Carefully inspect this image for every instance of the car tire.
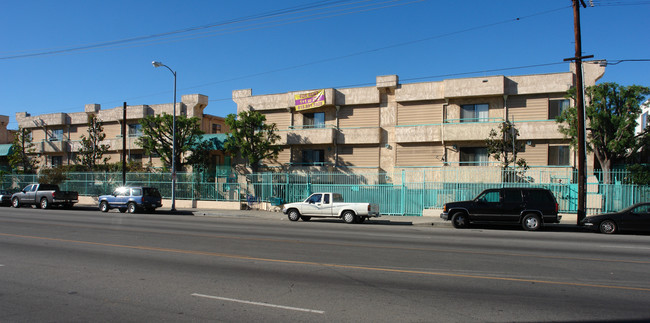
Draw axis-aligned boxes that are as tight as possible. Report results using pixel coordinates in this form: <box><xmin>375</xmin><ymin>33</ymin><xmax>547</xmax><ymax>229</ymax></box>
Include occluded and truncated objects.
<box><xmin>599</xmin><ymin>220</ymin><xmax>617</xmax><ymax>234</ymax></box>
<box><xmin>301</xmin><ymin>216</ymin><xmax>311</xmax><ymax>221</ymax></box>
<box><xmin>40</xmin><ymin>198</ymin><xmax>49</xmax><ymax>209</ymax></box>
<box><xmin>342</xmin><ymin>211</ymin><xmax>357</xmax><ymax>224</ymax></box>
<box><xmin>451</xmin><ymin>212</ymin><xmax>469</xmax><ymax>229</ymax></box>
<box><xmin>99</xmin><ymin>201</ymin><xmax>109</xmax><ymax>212</ymax></box>
<box><xmin>127</xmin><ymin>202</ymin><xmax>137</xmax><ymax>214</ymax></box>
<box><xmin>287</xmin><ymin>209</ymin><xmax>300</xmax><ymax>221</ymax></box>
<box><xmin>521</xmin><ymin>213</ymin><xmax>542</xmax><ymax>231</ymax></box>
<box><xmin>12</xmin><ymin>197</ymin><xmax>20</xmax><ymax>208</ymax></box>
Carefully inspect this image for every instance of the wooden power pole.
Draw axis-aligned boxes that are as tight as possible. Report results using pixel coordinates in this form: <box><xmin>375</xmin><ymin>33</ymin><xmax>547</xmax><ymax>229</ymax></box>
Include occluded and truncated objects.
<box><xmin>565</xmin><ymin>0</ymin><xmax>592</xmax><ymax>224</ymax></box>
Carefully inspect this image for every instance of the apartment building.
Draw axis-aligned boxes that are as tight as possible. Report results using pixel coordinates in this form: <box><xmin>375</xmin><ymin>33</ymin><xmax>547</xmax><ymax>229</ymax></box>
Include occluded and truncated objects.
<box><xmin>232</xmin><ymin>62</ymin><xmax>605</xmax><ymax>175</ymax></box>
<box><xmin>0</xmin><ymin>115</ymin><xmax>16</xmax><ymax>171</ymax></box>
<box><xmin>14</xmin><ymin>94</ymin><xmax>229</xmax><ymax>170</ymax></box>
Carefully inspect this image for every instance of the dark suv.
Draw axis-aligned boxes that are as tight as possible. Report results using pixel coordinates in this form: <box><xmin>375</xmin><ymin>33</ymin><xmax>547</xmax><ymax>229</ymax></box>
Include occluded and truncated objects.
<box><xmin>440</xmin><ymin>188</ymin><xmax>560</xmax><ymax>231</ymax></box>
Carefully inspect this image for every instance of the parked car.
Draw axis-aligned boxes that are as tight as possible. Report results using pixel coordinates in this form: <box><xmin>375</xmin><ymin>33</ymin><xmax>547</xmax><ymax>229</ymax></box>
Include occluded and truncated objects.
<box><xmin>0</xmin><ymin>189</ymin><xmax>13</xmax><ymax>206</ymax></box>
<box><xmin>282</xmin><ymin>192</ymin><xmax>380</xmax><ymax>224</ymax></box>
<box><xmin>440</xmin><ymin>187</ymin><xmax>560</xmax><ymax>231</ymax></box>
<box><xmin>581</xmin><ymin>202</ymin><xmax>650</xmax><ymax>234</ymax></box>
<box><xmin>11</xmin><ymin>184</ymin><xmax>79</xmax><ymax>209</ymax></box>
<box><xmin>98</xmin><ymin>186</ymin><xmax>162</xmax><ymax>214</ymax></box>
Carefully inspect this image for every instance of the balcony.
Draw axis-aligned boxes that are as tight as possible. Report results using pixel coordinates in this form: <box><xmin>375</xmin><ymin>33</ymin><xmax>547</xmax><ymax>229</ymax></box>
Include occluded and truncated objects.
<box><xmin>39</xmin><ymin>140</ymin><xmax>69</xmax><ymax>153</ymax></box>
<box><xmin>279</xmin><ymin>125</ymin><xmax>336</xmax><ymax>145</ymax></box>
<box><xmin>336</xmin><ymin>127</ymin><xmax>380</xmax><ymax>144</ymax></box>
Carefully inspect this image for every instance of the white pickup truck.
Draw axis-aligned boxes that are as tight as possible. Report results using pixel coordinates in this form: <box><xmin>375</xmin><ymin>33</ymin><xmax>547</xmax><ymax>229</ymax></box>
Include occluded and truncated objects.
<box><xmin>282</xmin><ymin>192</ymin><xmax>380</xmax><ymax>224</ymax></box>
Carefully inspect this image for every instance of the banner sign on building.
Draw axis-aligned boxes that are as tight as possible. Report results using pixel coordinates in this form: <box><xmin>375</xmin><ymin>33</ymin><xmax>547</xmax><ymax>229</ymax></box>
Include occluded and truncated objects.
<box><xmin>294</xmin><ymin>90</ymin><xmax>325</xmax><ymax>111</ymax></box>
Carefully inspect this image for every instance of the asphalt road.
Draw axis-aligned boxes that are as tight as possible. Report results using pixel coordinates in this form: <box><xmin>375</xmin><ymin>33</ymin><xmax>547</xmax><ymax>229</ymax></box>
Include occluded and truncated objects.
<box><xmin>1</xmin><ymin>206</ymin><xmax>650</xmax><ymax>322</ymax></box>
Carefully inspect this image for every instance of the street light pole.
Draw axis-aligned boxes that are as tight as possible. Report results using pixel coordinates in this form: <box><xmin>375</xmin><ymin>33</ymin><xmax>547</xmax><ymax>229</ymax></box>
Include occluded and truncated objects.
<box><xmin>152</xmin><ymin>61</ymin><xmax>177</xmax><ymax>212</ymax></box>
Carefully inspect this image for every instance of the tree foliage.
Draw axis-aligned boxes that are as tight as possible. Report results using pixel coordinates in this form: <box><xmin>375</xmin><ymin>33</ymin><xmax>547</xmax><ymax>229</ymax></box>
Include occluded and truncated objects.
<box><xmin>486</xmin><ymin>120</ymin><xmax>528</xmax><ymax>182</ymax></box>
<box><xmin>136</xmin><ymin>113</ymin><xmax>208</xmax><ymax>172</ymax></box>
<box><xmin>224</xmin><ymin>110</ymin><xmax>282</xmax><ymax>173</ymax></box>
<box><xmin>76</xmin><ymin>114</ymin><xmax>110</xmax><ymax>170</ymax></box>
<box><xmin>9</xmin><ymin>128</ymin><xmax>39</xmax><ymax>174</ymax></box>
<box><xmin>557</xmin><ymin>83</ymin><xmax>650</xmax><ymax>183</ymax></box>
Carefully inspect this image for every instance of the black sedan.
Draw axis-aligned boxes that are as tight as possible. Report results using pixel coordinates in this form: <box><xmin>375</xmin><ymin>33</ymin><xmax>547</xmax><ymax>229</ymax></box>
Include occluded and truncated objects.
<box><xmin>581</xmin><ymin>202</ymin><xmax>650</xmax><ymax>234</ymax></box>
<box><xmin>0</xmin><ymin>189</ymin><xmax>12</xmax><ymax>206</ymax></box>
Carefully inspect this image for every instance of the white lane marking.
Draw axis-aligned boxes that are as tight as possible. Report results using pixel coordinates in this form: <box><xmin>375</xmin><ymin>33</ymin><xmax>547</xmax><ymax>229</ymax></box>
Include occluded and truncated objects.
<box><xmin>597</xmin><ymin>245</ymin><xmax>650</xmax><ymax>250</ymax></box>
<box><xmin>191</xmin><ymin>293</ymin><xmax>324</xmax><ymax>314</ymax></box>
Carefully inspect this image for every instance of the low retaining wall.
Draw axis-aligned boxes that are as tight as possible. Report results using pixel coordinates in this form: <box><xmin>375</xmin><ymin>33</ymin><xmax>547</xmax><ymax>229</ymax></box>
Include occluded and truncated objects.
<box><xmin>78</xmin><ymin>196</ymin><xmax>241</xmax><ymax>210</ymax></box>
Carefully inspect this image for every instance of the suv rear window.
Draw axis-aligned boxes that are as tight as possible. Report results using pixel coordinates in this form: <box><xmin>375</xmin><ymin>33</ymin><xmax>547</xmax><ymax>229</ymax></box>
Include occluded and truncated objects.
<box><xmin>143</xmin><ymin>188</ymin><xmax>161</xmax><ymax>198</ymax></box>
<box><xmin>524</xmin><ymin>190</ymin><xmax>555</xmax><ymax>203</ymax></box>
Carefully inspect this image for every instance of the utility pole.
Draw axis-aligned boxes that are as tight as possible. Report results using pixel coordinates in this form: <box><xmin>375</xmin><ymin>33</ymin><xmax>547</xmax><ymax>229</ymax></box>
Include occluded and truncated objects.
<box><xmin>564</xmin><ymin>0</ymin><xmax>592</xmax><ymax>224</ymax></box>
<box><xmin>122</xmin><ymin>102</ymin><xmax>127</xmax><ymax>186</ymax></box>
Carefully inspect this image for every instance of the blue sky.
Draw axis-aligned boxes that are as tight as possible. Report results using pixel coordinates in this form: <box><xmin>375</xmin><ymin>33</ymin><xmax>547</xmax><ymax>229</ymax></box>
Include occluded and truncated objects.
<box><xmin>1</xmin><ymin>0</ymin><xmax>648</xmax><ymax>130</ymax></box>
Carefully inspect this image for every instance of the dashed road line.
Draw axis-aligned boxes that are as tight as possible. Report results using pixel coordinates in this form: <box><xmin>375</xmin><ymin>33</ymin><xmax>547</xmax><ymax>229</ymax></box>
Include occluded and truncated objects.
<box><xmin>191</xmin><ymin>293</ymin><xmax>325</xmax><ymax>314</ymax></box>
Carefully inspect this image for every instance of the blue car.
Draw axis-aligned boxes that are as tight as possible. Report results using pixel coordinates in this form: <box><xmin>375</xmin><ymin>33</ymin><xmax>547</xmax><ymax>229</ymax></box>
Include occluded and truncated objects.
<box><xmin>98</xmin><ymin>186</ymin><xmax>162</xmax><ymax>214</ymax></box>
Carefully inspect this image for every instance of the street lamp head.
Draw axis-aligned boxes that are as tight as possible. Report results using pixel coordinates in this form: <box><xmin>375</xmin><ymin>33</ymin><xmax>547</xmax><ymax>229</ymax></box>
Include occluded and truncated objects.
<box><xmin>152</xmin><ymin>61</ymin><xmax>164</xmax><ymax>68</ymax></box>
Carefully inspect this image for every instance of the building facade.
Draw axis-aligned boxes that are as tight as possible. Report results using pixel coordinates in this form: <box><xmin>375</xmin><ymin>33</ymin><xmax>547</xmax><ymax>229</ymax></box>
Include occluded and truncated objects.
<box><xmin>14</xmin><ymin>94</ymin><xmax>229</xmax><ymax>171</ymax></box>
<box><xmin>233</xmin><ymin>63</ymin><xmax>606</xmax><ymax>176</ymax></box>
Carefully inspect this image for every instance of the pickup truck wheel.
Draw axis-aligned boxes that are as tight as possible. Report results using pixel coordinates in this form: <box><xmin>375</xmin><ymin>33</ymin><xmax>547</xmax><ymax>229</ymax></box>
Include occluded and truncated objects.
<box><xmin>301</xmin><ymin>216</ymin><xmax>311</xmax><ymax>221</ymax></box>
<box><xmin>287</xmin><ymin>209</ymin><xmax>300</xmax><ymax>221</ymax></box>
<box><xmin>342</xmin><ymin>211</ymin><xmax>358</xmax><ymax>224</ymax></box>
<box><xmin>127</xmin><ymin>202</ymin><xmax>137</xmax><ymax>214</ymax></box>
<box><xmin>451</xmin><ymin>212</ymin><xmax>469</xmax><ymax>228</ymax></box>
<box><xmin>522</xmin><ymin>213</ymin><xmax>542</xmax><ymax>231</ymax></box>
<box><xmin>99</xmin><ymin>201</ymin><xmax>109</xmax><ymax>212</ymax></box>
<box><xmin>40</xmin><ymin>198</ymin><xmax>50</xmax><ymax>209</ymax></box>
<box><xmin>12</xmin><ymin>197</ymin><xmax>20</xmax><ymax>208</ymax></box>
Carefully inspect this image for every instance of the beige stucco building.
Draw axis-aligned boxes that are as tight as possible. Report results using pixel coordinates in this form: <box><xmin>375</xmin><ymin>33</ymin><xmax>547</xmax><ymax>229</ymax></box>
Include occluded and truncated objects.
<box><xmin>233</xmin><ymin>62</ymin><xmax>605</xmax><ymax>176</ymax></box>
<box><xmin>14</xmin><ymin>94</ymin><xmax>229</xmax><ymax>170</ymax></box>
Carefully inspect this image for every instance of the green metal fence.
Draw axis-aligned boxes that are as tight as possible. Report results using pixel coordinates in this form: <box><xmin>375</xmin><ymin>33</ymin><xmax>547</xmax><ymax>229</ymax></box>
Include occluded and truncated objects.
<box><xmin>1</xmin><ymin>168</ymin><xmax>648</xmax><ymax>216</ymax></box>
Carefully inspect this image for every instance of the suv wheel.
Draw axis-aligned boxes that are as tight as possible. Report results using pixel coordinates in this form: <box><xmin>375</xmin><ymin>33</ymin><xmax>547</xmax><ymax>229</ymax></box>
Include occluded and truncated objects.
<box><xmin>127</xmin><ymin>202</ymin><xmax>137</xmax><ymax>214</ymax></box>
<box><xmin>521</xmin><ymin>213</ymin><xmax>542</xmax><ymax>231</ymax></box>
<box><xmin>99</xmin><ymin>201</ymin><xmax>109</xmax><ymax>212</ymax></box>
<box><xmin>451</xmin><ymin>212</ymin><xmax>469</xmax><ymax>229</ymax></box>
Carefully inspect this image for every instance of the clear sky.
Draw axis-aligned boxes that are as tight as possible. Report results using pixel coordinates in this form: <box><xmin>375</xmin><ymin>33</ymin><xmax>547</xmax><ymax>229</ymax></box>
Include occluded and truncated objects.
<box><xmin>1</xmin><ymin>0</ymin><xmax>648</xmax><ymax>130</ymax></box>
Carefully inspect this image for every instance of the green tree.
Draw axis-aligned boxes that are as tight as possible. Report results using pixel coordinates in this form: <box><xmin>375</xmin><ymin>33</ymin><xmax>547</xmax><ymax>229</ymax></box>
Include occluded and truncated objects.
<box><xmin>76</xmin><ymin>114</ymin><xmax>110</xmax><ymax>170</ymax></box>
<box><xmin>224</xmin><ymin>110</ymin><xmax>282</xmax><ymax>173</ymax></box>
<box><xmin>9</xmin><ymin>128</ymin><xmax>39</xmax><ymax>174</ymax></box>
<box><xmin>137</xmin><ymin>113</ymin><xmax>207</xmax><ymax>172</ymax></box>
<box><xmin>558</xmin><ymin>83</ymin><xmax>650</xmax><ymax>183</ymax></box>
<box><xmin>485</xmin><ymin>120</ymin><xmax>528</xmax><ymax>181</ymax></box>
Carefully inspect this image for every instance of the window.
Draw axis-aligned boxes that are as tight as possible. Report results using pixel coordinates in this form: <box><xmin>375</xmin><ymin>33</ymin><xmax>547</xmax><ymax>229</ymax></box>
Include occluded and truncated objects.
<box><xmin>303</xmin><ymin>112</ymin><xmax>325</xmax><ymax>128</ymax></box>
<box><xmin>460</xmin><ymin>104</ymin><xmax>489</xmax><ymax>123</ymax></box>
<box><xmin>128</xmin><ymin>124</ymin><xmax>142</xmax><ymax>137</ymax></box>
<box><xmin>339</xmin><ymin>146</ymin><xmax>353</xmax><ymax>155</ymax></box>
<box><xmin>50</xmin><ymin>129</ymin><xmax>63</xmax><ymax>141</ymax></box>
<box><xmin>459</xmin><ymin>147</ymin><xmax>488</xmax><ymax>166</ymax></box>
<box><xmin>129</xmin><ymin>154</ymin><xmax>143</xmax><ymax>165</ymax></box>
<box><xmin>548</xmin><ymin>146</ymin><xmax>570</xmax><ymax>165</ymax></box>
<box><xmin>549</xmin><ymin>99</ymin><xmax>570</xmax><ymax>119</ymax></box>
<box><xmin>477</xmin><ymin>190</ymin><xmax>500</xmax><ymax>203</ymax></box>
<box><xmin>131</xmin><ymin>188</ymin><xmax>142</xmax><ymax>196</ymax></box>
<box><xmin>306</xmin><ymin>194</ymin><xmax>322</xmax><ymax>204</ymax></box>
<box><xmin>51</xmin><ymin>156</ymin><xmax>62</xmax><ymax>167</ymax></box>
<box><xmin>302</xmin><ymin>149</ymin><xmax>324</xmax><ymax>165</ymax></box>
<box><xmin>503</xmin><ymin>190</ymin><xmax>522</xmax><ymax>203</ymax></box>
<box><xmin>212</xmin><ymin>123</ymin><xmax>222</xmax><ymax>134</ymax></box>
<box><xmin>642</xmin><ymin>112</ymin><xmax>648</xmax><ymax>130</ymax></box>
